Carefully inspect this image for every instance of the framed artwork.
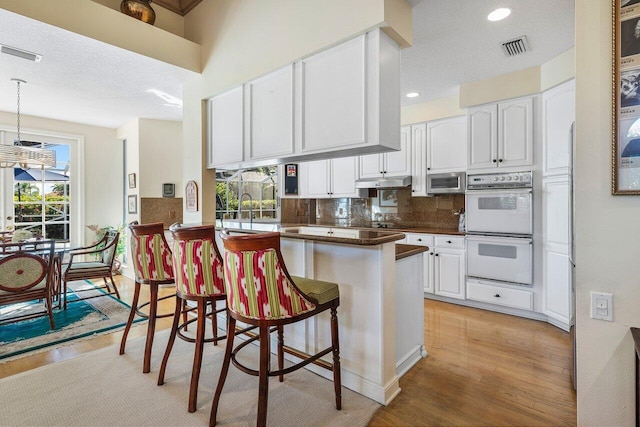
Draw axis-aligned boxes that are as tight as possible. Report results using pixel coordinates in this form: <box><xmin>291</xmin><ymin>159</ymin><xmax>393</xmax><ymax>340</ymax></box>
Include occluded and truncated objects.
<box><xmin>186</xmin><ymin>180</ymin><xmax>198</xmax><ymax>212</ymax></box>
<box><xmin>128</xmin><ymin>173</ymin><xmax>136</xmax><ymax>189</ymax></box>
<box><xmin>127</xmin><ymin>195</ymin><xmax>137</xmax><ymax>214</ymax></box>
<box><xmin>379</xmin><ymin>189</ymin><xmax>398</xmax><ymax>207</ymax></box>
<box><xmin>614</xmin><ymin>0</ymin><xmax>640</xmax><ymax>193</ymax></box>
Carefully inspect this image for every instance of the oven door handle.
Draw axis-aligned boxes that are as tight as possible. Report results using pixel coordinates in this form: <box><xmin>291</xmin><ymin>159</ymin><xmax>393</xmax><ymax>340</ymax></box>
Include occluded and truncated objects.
<box><xmin>466</xmin><ymin>235</ymin><xmax>533</xmax><ymax>245</ymax></box>
<box><xmin>465</xmin><ymin>189</ymin><xmax>532</xmax><ymax>195</ymax></box>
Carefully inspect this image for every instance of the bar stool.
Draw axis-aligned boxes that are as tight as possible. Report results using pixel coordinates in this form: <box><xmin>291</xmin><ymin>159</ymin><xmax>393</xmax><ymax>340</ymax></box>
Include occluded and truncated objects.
<box><xmin>210</xmin><ymin>231</ymin><xmax>342</xmax><ymax>427</ymax></box>
<box><xmin>157</xmin><ymin>224</ymin><xmax>227</xmax><ymax>413</ymax></box>
<box><xmin>119</xmin><ymin>221</ymin><xmax>175</xmax><ymax>373</ymax></box>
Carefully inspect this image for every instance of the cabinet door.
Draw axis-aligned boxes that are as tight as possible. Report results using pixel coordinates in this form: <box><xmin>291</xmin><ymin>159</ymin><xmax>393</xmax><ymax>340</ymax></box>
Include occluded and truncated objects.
<box><xmin>248</xmin><ymin>65</ymin><xmax>294</xmax><ymax>160</ymax></box>
<box><xmin>208</xmin><ymin>86</ymin><xmax>244</xmax><ymax>168</ymax></box>
<box><xmin>427</xmin><ymin>116</ymin><xmax>467</xmax><ymax>173</ymax></box>
<box><xmin>434</xmin><ymin>249</ymin><xmax>465</xmax><ymax>299</ymax></box>
<box><xmin>543</xmin><ymin>80</ymin><xmax>575</xmax><ymax>176</ymax></box>
<box><xmin>302</xmin><ymin>35</ymin><xmax>366</xmax><ymax>153</ymax></box>
<box><xmin>498</xmin><ymin>97</ymin><xmax>533</xmax><ymax>167</ymax></box>
<box><xmin>331</xmin><ymin>157</ymin><xmax>361</xmax><ymax>198</ymax></box>
<box><xmin>359</xmin><ymin>154</ymin><xmax>383</xmax><ymax>178</ymax></box>
<box><xmin>467</xmin><ymin>104</ymin><xmax>498</xmax><ymax>170</ymax></box>
<box><xmin>303</xmin><ymin>160</ymin><xmax>331</xmax><ymax>198</ymax></box>
<box><xmin>383</xmin><ymin>129</ymin><xmax>411</xmax><ymax>177</ymax></box>
<box><xmin>424</xmin><ymin>250</ymin><xmax>435</xmax><ymax>293</ymax></box>
<box><xmin>410</xmin><ymin>123</ymin><xmax>427</xmax><ymax>196</ymax></box>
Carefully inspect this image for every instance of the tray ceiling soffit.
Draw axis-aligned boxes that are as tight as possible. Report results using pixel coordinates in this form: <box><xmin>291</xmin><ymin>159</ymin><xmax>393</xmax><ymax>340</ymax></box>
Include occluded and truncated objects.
<box><xmin>153</xmin><ymin>0</ymin><xmax>203</xmax><ymax>16</ymax></box>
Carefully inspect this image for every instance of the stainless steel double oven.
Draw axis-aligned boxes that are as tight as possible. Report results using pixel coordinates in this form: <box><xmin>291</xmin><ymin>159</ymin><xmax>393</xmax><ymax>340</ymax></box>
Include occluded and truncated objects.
<box><xmin>465</xmin><ymin>171</ymin><xmax>533</xmax><ymax>286</ymax></box>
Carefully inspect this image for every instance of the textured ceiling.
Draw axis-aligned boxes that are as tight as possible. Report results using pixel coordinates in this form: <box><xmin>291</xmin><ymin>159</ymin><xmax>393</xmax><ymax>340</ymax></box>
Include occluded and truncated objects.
<box><xmin>0</xmin><ymin>1</ymin><xmax>575</xmax><ymax>130</ymax></box>
<box><xmin>401</xmin><ymin>0</ymin><xmax>575</xmax><ymax>105</ymax></box>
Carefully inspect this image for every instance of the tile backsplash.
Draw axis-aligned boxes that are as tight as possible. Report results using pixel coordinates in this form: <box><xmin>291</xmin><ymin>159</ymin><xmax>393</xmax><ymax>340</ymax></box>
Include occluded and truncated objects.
<box><xmin>281</xmin><ymin>188</ymin><xmax>464</xmax><ymax>229</ymax></box>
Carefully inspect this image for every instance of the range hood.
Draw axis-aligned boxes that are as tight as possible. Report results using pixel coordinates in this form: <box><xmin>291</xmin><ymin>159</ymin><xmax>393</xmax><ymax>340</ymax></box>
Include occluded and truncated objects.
<box><xmin>355</xmin><ymin>176</ymin><xmax>412</xmax><ymax>189</ymax></box>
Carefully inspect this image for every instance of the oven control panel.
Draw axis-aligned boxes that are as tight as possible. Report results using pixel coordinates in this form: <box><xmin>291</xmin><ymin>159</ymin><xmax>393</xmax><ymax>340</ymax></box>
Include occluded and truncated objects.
<box><xmin>467</xmin><ymin>171</ymin><xmax>532</xmax><ymax>189</ymax></box>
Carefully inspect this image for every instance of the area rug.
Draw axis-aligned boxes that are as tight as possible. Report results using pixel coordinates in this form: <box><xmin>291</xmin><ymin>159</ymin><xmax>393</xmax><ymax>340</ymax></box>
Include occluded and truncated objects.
<box><xmin>0</xmin><ymin>329</ymin><xmax>380</xmax><ymax>426</ymax></box>
<box><xmin>0</xmin><ymin>280</ymin><xmax>140</xmax><ymax>360</ymax></box>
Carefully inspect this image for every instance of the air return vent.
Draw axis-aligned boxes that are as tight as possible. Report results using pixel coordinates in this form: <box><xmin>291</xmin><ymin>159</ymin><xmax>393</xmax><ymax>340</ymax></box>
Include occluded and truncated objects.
<box><xmin>501</xmin><ymin>36</ymin><xmax>529</xmax><ymax>57</ymax></box>
<box><xmin>0</xmin><ymin>44</ymin><xmax>42</xmax><ymax>62</ymax></box>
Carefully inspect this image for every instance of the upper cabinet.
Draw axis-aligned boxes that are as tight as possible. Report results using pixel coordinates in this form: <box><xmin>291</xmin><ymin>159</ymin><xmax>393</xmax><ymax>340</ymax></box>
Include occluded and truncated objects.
<box><xmin>542</xmin><ymin>80</ymin><xmax>575</xmax><ymax>177</ymax></box>
<box><xmin>300</xmin><ymin>157</ymin><xmax>363</xmax><ymax>199</ymax></box>
<box><xmin>207</xmin><ymin>29</ymin><xmax>401</xmax><ymax>170</ymax></box>
<box><xmin>426</xmin><ymin>116</ymin><xmax>467</xmax><ymax>173</ymax></box>
<box><xmin>359</xmin><ymin>127</ymin><xmax>411</xmax><ymax>179</ymax></box>
<box><xmin>467</xmin><ymin>96</ymin><xmax>534</xmax><ymax>170</ymax></box>
<box><xmin>246</xmin><ymin>65</ymin><xmax>295</xmax><ymax>161</ymax></box>
<box><xmin>207</xmin><ymin>86</ymin><xmax>244</xmax><ymax>169</ymax></box>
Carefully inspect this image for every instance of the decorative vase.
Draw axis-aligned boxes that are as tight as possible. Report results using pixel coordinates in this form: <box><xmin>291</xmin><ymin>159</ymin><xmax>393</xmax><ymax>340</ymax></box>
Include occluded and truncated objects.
<box><xmin>120</xmin><ymin>0</ymin><xmax>156</xmax><ymax>25</ymax></box>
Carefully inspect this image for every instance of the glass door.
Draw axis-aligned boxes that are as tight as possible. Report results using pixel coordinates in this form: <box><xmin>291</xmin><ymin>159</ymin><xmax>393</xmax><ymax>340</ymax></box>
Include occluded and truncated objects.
<box><xmin>1</xmin><ymin>131</ymin><xmax>72</xmax><ymax>243</ymax></box>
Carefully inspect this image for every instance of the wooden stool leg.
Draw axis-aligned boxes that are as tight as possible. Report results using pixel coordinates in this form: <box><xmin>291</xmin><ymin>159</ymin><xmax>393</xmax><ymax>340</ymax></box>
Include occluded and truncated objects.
<box><xmin>277</xmin><ymin>325</ymin><xmax>284</xmax><ymax>382</ymax></box>
<box><xmin>210</xmin><ymin>317</ymin><xmax>236</xmax><ymax>427</ymax></box>
<box><xmin>119</xmin><ymin>282</ymin><xmax>141</xmax><ymax>355</ymax></box>
<box><xmin>211</xmin><ymin>300</ymin><xmax>218</xmax><ymax>345</ymax></box>
<box><xmin>157</xmin><ymin>295</ymin><xmax>183</xmax><ymax>386</ymax></box>
<box><xmin>189</xmin><ymin>299</ymin><xmax>207</xmax><ymax>413</ymax></box>
<box><xmin>143</xmin><ymin>281</ymin><xmax>159</xmax><ymax>374</ymax></box>
<box><xmin>183</xmin><ymin>299</ymin><xmax>188</xmax><ymax>332</ymax></box>
<box><xmin>257</xmin><ymin>324</ymin><xmax>271</xmax><ymax>427</ymax></box>
<box><xmin>109</xmin><ymin>274</ymin><xmax>120</xmax><ymax>299</ymax></box>
<box><xmin>331</xmin><ymin>307</ymin><xmax>342</xmax><ymax>410</ymax></box>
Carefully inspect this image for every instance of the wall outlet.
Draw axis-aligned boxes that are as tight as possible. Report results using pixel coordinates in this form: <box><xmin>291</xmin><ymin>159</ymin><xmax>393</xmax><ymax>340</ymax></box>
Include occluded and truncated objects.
<box><xmin>590</xmin><ymin>291</ymin><xmax>613</xmax><ymax>321</ymax></box>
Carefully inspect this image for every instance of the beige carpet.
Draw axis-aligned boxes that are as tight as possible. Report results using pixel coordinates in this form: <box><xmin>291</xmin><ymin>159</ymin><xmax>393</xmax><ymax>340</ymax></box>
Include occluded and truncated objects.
<box><xmin>0</xmin><ymin>329</ymin><xmax>380</xmax><ymax>426</ymax></box>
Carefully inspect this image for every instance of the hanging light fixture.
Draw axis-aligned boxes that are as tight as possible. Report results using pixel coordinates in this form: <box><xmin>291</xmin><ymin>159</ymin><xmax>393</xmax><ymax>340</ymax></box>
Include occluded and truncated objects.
<box><xmin>0</xmin><ymin>79</ymin><xmax>56</xmax><ymax>169</ymax></box>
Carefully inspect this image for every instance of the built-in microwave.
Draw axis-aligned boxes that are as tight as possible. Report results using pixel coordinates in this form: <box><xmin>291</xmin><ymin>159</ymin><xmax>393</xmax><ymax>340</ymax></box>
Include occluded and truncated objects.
<box><xmin>426</xmin><ymin>172</ymin><xmax>466</xmax><ymax>194</ymax></box>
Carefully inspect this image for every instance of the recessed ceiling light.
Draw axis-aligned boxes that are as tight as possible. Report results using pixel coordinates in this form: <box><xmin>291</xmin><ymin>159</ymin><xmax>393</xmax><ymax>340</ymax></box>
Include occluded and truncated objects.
<box><xmin>488</xmin><ymin>8</ymin><xmax>511</xmax><ymax>22</ymax></box>
<box><xmin>406</xmin><ymin>92</ymin><xmax>420</xmax><ymax>98</ymax></box>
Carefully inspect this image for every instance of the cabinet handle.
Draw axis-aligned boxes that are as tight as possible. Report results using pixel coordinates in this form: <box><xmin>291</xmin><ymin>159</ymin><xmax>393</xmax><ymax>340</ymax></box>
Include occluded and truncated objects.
<box><xmin>412</xmin><ymin>189</ymin><xmax>415</xmax><ymax>192</ymax></box>
<box><xmin>492</xmin><ymin>159</ymin><xmax>497</xmax><ymax>163</ymax></box>
<box><xmin>417</xmin><ymin>238</ymin><xmax>422</xmax><ymax>241</ymax></box>
<box><xmin>494</xmin><ymin>293</ymin><xmax>501</xmax><ymax>298</ymax></box>
<box><xmin>429</xmin><ymin>252</ymin><xmax>433</xmax><ymax>255</ymax></box>
<box><xmin>498</xmin><ymin>159</ymin><xmax>503</xmax><ymax>163</ymax></box>
<box><xmin>446</xmin><ymin>240</ymin><xmax>452</xmax><ymax>244</ymax></box>
<box><xmin>435</xmin><ymin>253</ymin><xmax>439</xmax><ymax>257</ymax></box>
<box><xmin>427</xmin><ymin>167</ymin><xmax>431</xmax><ymax>171</ymax></box>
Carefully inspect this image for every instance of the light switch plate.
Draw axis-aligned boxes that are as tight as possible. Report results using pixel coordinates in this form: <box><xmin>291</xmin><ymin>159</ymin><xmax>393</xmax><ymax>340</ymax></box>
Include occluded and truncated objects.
<box><xmin>590</xmin><ymin>291</ymin><xmax>613</xmax><ymax>321</ymax></box>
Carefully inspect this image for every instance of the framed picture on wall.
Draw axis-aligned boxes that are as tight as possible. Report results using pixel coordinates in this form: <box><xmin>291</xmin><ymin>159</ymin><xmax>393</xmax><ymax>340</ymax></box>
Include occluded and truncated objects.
<box><xmin>127</xmin><ymin>195</ymin><xmax>137</xmax><ymax>214</ymax></box>
<box><xmin>614</xmin><ymin>0</ymin><xmax>640</xmax><ymax>194</ymax></box>
<box><xmin>128</xmin><ymin>173</ymin><xmax>136</xmax><ymax>189</ymax></box>
<box><xmin>379</xmin><ymin>189</ymin><xmax>398</xmax><ymax>207</ymax></box>
<box><xmin>186</xmin><ymin>180</ymin><xmax>198</xmax><ymax>212</ymax></box>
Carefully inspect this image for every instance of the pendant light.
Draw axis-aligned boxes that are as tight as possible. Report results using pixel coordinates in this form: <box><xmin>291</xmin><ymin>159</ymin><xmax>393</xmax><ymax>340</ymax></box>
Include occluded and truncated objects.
<box><xmin>0</xmin><ymin>79</ymin><xmax>56</xmax><ymax>169</ymax></box>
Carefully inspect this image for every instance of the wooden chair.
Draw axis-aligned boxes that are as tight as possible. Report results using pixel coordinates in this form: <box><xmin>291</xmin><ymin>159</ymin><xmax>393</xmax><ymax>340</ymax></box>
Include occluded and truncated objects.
<box><xmin>62</xmin><ymin>229</ymin><xmax>120</xmax><ymax>309</ymax></box>
<box><xmin>157</xmin><ymin>224</ymin><xmax>227</xmax><ymax>413</ymax></box>
<box><xmin>119</xmin><ymin>222</ymin><xmax>175</xmax><ymax>373</ymax></box>
<box><xmin>0</xmin><ymin>240</ymin><xmax>56</xmax><ymax>329</ymax></box>
<box><xmin>210</xmin><ymin>231</ymin><xmax>342</xmax><ymax>427</ymax></box>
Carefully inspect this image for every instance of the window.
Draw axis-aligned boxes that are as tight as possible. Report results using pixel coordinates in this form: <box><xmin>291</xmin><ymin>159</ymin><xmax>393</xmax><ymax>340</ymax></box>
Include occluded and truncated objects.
<box><xmin>216</xmin><ymin>166</ymin><xmax>278</xmax><ymax>221</ymax></box>
<box><xmin>13</xmin><ymin>142</ymin><xmax>70</xmax><ymax>240</ymax></box>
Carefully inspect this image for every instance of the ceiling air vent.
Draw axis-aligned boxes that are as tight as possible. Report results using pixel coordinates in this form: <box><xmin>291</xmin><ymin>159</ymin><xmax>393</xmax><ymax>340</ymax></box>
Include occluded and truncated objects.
<box><xmin>501</xmin><ymin>36</ymin><xmax>529</xmax><ymax>57</ymax></box>
<box><xmin>0</xmin><ymin>44</ymin><xmax>42</xmax><ymax>62</ymax></box>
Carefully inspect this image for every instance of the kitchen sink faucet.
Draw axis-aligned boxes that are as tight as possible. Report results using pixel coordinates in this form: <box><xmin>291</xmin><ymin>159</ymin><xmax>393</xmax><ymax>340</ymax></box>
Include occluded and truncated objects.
<box><xmin>239</xmin><ymin>193</ymin><xmax>254</xmax><ymax>226</ymax></box>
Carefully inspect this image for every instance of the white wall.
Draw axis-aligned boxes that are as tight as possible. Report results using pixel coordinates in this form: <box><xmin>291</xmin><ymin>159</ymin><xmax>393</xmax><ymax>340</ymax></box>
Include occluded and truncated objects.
<box><xmin>575</xmin><ymin>0</ymin><xmax>639</xmax><ymax>425</ymax></box>
<box><xmin>138</xmin><ymin>119</ymin><xmax>183</xmax><ymax>198</ymax></box>
<box><xmin>0</xmin><ymin>110</ymin><xmax>122</xmax><ymax>246</ymax></box>
<box><xmin>117</xmin><ymin>119</ymin><xmax>139</xmax><ymax>226</ymax></box>
<box><xmin>181</xmin><ymin>0</ymin><xmax>412</xmax><ymax>224</ymax></box>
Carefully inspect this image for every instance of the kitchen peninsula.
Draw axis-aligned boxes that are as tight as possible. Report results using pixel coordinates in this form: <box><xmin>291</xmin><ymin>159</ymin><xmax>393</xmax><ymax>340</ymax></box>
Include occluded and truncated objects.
<box><xmin>214</xmin><ymin>222</ymin><xmax>428</xmax><ymax>404</ymax></box>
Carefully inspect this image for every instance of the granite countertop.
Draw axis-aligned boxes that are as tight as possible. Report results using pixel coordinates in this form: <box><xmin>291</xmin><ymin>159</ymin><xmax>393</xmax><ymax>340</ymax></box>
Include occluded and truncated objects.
<box><xmin>217</xmin><ymin>221</ymin><xmax>405</xmax><ymax>245</ymax></box>
<box><xmin>395</xmin><ymin>244</ymin><xmax>429</xmax><ymax>260</ymax></box>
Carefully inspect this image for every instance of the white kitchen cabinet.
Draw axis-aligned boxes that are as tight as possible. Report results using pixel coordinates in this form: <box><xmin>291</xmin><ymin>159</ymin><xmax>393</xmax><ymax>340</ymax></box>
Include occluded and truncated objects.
<box><xmin>426</xmin><ymin>116</ymin><xmax>467</xmax><ymax>173</ymax></box>
<box><xmin>300</xmin><ymin>157</ymin><xmax>363</xmax><ymax>199</ymax></box>
<box><xmin>542</xmin><ymin>175</ymin><xmax>572</xmax><ymax>329</ymax></box>
<box><xmin>207</xmin><ymin>86</ymin><xmax>244</xmax><ymax>169</ymax></box>
<box><xmin>359</xmin><ymin>127</ymin><xmax>411</xmax><ymax>178</ymax></box>
<box><xmin>207</xmin><ymin>29</ymin><xmax>401</xmax><ymax>170</ymax></box>
<box><xmin>410</xmin><ymin>123</ymin><xmax>427</xmax><ymax>196</ymax></box>
<box><xmin>542</xmin><ymin>79</ymin><xmax>575</xmax><ymax>176</ymax></box>
<box><xmin>467</xmin><ymin>96</ymin><xmax>533</xmax><ymax>170</ymax></box>
<box><xmin>247</xmin><ymin>64</ymin><xmax>294</xmax><ymax>161</ymax></box>
<box><xmin>434</xmin><ymin>248</ymin><xmax>466</xmax><ymax>300</ymax></box>
<box><xmin>400</xmin><ymin>233</ymin><xmax>464</xmax><ymax>298</ymax></box>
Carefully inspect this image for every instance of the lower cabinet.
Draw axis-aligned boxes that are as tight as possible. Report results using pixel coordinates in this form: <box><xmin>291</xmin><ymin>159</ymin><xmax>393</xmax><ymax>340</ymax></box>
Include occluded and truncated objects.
<box><xmin>466</xmin><ymin>279</ymin><xmax>534</xmax><ymax>311</ymax></box>
<box><xmin>402</xmin><ymin>233</ymin><xmax>465</xmax><ymax>299</ymax></box>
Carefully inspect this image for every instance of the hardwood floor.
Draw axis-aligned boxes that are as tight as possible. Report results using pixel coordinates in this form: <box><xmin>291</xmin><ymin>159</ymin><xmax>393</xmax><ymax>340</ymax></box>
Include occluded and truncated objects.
<box><xmin>368</xmin><ymin>300</ymin><xmax>577</xmax><ymax>426</ymax></box>
<box><xmin>0</xmin><ymin>278</ymin><xmax>576</xmax><ymax>426</ymax></box>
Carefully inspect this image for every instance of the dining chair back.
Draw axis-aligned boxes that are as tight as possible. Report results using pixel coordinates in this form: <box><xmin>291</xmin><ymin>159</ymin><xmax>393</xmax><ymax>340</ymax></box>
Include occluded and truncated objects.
<box><xmin>0</xmin><ymin>239</ymin><xmax>56</xmax><ymax>329</ymax></box>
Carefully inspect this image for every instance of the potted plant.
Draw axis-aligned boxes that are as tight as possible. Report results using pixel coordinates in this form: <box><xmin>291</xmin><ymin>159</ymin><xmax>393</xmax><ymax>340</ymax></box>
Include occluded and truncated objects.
<box><xmin>86</xmin><ymin>224</ymin><xmax>127</xmax><ymax>274</ymax></box>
